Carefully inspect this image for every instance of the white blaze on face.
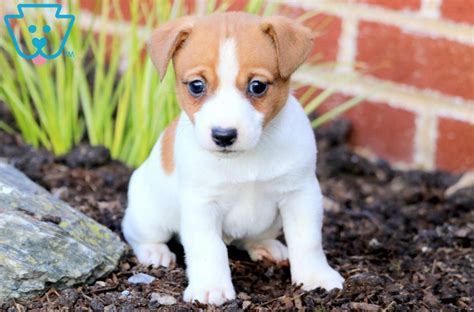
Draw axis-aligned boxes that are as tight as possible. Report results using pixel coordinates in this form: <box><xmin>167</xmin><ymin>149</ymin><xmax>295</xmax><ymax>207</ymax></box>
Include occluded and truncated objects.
<box><xmin>194</xmin><ymin>38</ymin><xmax>264</xmax><ymax>152</ymax></box>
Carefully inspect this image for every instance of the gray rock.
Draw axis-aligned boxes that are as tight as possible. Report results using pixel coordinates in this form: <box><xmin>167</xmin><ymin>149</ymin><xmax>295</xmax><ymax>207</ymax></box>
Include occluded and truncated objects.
<box><xmin>0</xmin><ymin>163</ymin><xmax>126</xmax><ymax>301</ymax></box>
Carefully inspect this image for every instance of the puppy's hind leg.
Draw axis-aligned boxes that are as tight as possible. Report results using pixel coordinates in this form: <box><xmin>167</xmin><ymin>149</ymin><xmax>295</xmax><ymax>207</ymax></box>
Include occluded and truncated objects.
<box><xmin>122</xmin><ymin>192</ymin><xmax>176</xmax><ymax>268</ymax></box>
<box><xmin>123</xmin><ymin>215</ymin><xmax>176</xmax><ymax>268</ymax></box>
<box><xmin>239</xmin><ymin>217</ymin><xmax>289</xmax><ymax>265</ymax></box>
<box><xmin>134</xmin><ymin>242</ymin><xmax>176</xmax><ymax>268</ymax></box>
<box><xmin>131</xmin><ymin>239</ymin><xmax>176</xmax><ymax>268</ymax></box>
<box><xmin>122</xmin><ymin>162</ymin><xmax>178</xmax><ymax>268</ymax></box>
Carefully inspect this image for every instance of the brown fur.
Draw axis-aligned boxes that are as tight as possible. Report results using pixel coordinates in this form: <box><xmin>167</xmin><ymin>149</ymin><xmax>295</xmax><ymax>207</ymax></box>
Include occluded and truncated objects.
<box><xmin>149</xmin><ymin>16</ymin><xmax>196</xmax><ymax>80</ymax></box>
<box><xmin>161</xmin><ymin>117</ymin><xmax>179</xmax><ymax>175</ymax></box>
<box><xmin>260</xmin><ymin>16</ymin><xmax>314</xmax><ymax>79</ymax></box>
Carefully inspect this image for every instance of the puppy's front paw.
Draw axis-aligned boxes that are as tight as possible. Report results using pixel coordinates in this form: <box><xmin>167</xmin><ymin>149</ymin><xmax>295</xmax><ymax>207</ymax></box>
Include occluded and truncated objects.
<box><xmin>134</xmin><ymin>243</ymin><xmax>176</xmax><ymax>268</ymax></box>
<box><xmin>184</xmin><ymin>283</ymin><xmax>236</xmax><ymax>306</ymax></box>
<box><xmin>295</xmin><ymin>266</ymin><xmax>344</xmax><ymax>291</ymax></box>
<box><xmin>246</xmin><ymin>239</ymin><xmax>288</xmax><ymax>264</ymax></box>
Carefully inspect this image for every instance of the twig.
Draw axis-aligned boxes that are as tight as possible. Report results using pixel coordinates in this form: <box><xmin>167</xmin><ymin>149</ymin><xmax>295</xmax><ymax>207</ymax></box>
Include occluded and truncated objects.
<box><xmin>261</xmin><ymin>292</ymin><xmax>305</xmax><ymax>306</ymax></box>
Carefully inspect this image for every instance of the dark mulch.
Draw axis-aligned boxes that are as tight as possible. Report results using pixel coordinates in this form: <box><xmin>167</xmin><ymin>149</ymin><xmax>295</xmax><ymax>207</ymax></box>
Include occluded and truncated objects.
<box><xmin>0</xmin><ymin>104</ymin><xmax>472</xmax><ymax>311</ymax></box>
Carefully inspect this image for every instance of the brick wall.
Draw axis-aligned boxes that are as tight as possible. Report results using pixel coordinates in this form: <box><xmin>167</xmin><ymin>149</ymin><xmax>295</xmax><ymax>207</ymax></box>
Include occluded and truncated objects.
<box><xmin>3</xmin><ymin>0</ymin><xmax>473</xmax><ymax>172</ymax></box>
<box><xmin>287</xmin><ymin>0</ymin><xmax>474</xmax><ymax>173</ymax></box>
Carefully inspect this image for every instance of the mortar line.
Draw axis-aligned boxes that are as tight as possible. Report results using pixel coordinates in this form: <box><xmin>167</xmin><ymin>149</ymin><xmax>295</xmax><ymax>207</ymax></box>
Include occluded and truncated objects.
<box><xmin>280</xmin><ymin>0</ymin><xmax>474</xmax><ymax>45</ymax></box>
<box><xmin>414</xmin><ymin>112</ymin><xmax>437</xmax><ymax>170</ymax></box>
<box><xmin>419</xmin><ymin>0</ymin><xmax>442</xmax><ymax>19</ymax></box>
<box><xmin>336</xmin><ymin>15</ymin><xmax>358</xmax><ymax>73</ymax></box>
<box><xmin>293</xmin><ymin>66</ymin><xmax>474</xmax><ymax>124</ymax></box>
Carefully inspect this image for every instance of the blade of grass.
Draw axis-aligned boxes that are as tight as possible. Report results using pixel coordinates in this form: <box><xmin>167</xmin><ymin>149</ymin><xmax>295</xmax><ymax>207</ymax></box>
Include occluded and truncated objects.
<box><xmin>311</xmin><ymin>94</ymin><xmax>367</xmax><ymax>128</ymax></box>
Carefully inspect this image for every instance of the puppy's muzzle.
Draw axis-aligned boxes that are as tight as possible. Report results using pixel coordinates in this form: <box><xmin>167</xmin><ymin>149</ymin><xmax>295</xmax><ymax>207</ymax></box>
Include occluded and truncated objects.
<box><xmin>211</xmin><ymin>127</ymin><xmax>237</xmax><ymax>147</ymax></box>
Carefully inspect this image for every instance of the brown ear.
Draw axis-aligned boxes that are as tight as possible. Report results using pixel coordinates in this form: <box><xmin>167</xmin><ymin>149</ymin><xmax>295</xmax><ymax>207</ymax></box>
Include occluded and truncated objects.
<box><xmin>261</xmin><ymin>16</ymin><xmax>314</xmax><ymax>79</ymax></box>
<box><xmin>149</xmin><ymin>16</ymin><xmax>196</xmax><ymax>80</ymax></box>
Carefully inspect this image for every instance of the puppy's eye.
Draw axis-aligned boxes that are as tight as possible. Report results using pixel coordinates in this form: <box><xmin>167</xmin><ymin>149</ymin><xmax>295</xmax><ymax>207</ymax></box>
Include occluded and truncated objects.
<box><xmin>187</xmin><ymin>79</ymin><xmax>206</xmax><ymax>97</ymax></box>
<box><xmin>247</xmin><ymin>80</ymin><xmax>268</xmax><ymax>97</ymax></box>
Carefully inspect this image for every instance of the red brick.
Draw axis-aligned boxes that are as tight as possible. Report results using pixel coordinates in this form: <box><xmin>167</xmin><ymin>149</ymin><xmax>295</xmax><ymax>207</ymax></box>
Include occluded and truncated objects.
<box><xmin>357</xmin><ymin>21</ymin><xmax>474</xmax><ymax>100</ymax></box>
<box><xmin>351</xmin><ymin>0</ymin><xmax>420</xmax><ymax>10</ymax></box>
<box><xmin>295</xmin><ymin>87</ymin><xmax>417</xmax><ymax>163</ymax></box>
<box><xmin>80</xmin><ymin>0</ymin><xmax>159</xmax><ymax>25</ymax></box>
<box><xmin>80</xmin><ymin>0</ymin><xmax>109</xmax><ymax>16</ymax></box>
<box><xmin>441</xmin><ymin>0</ymin><xmax>474</xmax><ymax>25</ymax></box>
<box><xmin>436</xmin><ymin>118</ymin><xmax>474</xmax><ymax>172</ymax></box>
<box><xmin>227</xmin><ymin>0</ymin><xmax>248</xmax><ymax>11</ymax></box>
<box><xmin>279</xmin><ymin>6</ymin><xmax>342</xmax><ymax>63</ymax></box>
<box><xmin>211</xmin><ymin>0</ymin><xmax>248</xmax><ymax>11</ymax></box>
<box><xmin>183</xmin><ymin>0</ymin><xmax>198</xmax><ymax>14</ymax></box>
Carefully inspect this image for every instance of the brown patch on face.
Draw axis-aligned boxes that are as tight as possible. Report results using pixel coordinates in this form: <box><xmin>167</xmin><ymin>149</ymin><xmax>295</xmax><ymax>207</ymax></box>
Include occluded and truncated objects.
<box><xmin>235</xmin><ymin>28</ymin><xmax>289</xmax><ymax>126</ymax></box>
<box><xmin>161</xmin><ymin>117</ymin><xmax>179</xmax><ymax>175</ymax></box>
<box><xmin>172</xmin><ymin>17</ymin><xmax>222</xmax><ymax>123</ymax></box>
<box><xmin>231</xmin><ymin>14</ymin><xmax>293</xmax><ymax>125</ymax></box>
<box><xmin>152</xmin><ymin>13</ymin><xmax>312</xmax><ymax>125</ymax></box>
<box><xmin>250</xmin><ymin>80</ymin><xmax>291</xmax><ymax>126</ymax></box>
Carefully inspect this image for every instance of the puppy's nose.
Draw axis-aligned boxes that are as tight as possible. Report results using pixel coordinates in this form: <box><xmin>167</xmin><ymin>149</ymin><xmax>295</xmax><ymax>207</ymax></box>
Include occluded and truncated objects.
<box><xmin>211</xmin><ymin>127</ymin><xmax>237</xmax><ymax>147</ymax></box>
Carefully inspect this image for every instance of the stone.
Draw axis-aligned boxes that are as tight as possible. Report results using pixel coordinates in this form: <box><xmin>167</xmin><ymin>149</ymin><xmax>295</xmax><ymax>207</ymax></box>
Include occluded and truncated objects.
<box><xmin>323</xmin><ymin>196</ymin><xmax>341</xmax><ymax>212</ymax></box>
<box><xmin>0</xmin><ymin>163</ymin><xmax>126</xmax><ymax>302</ymax></box>
<box><xmin>127</xmin><ymin>273</ymin><xmax>155</xmax><ymax>285</ymax></box>
<box><xmin>120</xmin><ymin>290</ymin><xmax>130</xmax><ymax>298</ymax></box>
<box><xmin>150</xmin><ymin>293</ymin><xmax>177</xmax><ymax>305</ymax></box>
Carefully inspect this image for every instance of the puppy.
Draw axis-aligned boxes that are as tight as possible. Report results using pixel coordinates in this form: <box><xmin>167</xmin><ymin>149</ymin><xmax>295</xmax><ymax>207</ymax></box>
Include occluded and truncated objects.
<box><xmin>122</xmin><ymin>12</ymin><xmax>344</xmax><ymax>305</ymax></box>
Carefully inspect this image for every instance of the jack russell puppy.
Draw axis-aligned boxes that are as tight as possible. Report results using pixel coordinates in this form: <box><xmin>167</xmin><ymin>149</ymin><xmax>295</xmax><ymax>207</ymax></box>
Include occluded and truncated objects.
<box><xmin>122</xmin><ymin>12</ymin><xmax>344</xmax><ymax>305</ymax></box>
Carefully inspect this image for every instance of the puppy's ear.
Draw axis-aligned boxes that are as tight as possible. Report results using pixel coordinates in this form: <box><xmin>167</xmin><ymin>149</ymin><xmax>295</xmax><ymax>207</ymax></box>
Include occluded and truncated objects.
<box><xmin>149</xmin><ymin>16</ymin><xmax>196</xmax><ymax>80</ymax></box>
<box><xmin>261</xmin><ymin>16</ymin><xmax>313</xmax><ymax>79</ymax></box>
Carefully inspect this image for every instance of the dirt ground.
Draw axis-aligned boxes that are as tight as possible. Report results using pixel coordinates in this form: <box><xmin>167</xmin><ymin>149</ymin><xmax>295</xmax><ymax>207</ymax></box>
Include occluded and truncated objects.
<box><xmin>0</xmin><ymin>102</ymin><xmax>472</xmax><ymax>311</ymax></box>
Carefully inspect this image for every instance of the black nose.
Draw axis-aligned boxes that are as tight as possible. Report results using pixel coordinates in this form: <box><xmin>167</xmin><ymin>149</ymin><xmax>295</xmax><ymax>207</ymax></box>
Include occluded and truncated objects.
<box><xmin>211</xmin><ymin>127</ymin><xmax>237</xmax><ymax>147</ymax></box>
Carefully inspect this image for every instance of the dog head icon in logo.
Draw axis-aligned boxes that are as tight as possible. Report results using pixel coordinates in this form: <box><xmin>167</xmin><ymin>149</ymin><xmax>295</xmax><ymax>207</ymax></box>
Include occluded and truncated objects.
<box><xmin>4</xmin><ymin>3</ymin><xmax>75</xmax><ymax>64</ymax></box>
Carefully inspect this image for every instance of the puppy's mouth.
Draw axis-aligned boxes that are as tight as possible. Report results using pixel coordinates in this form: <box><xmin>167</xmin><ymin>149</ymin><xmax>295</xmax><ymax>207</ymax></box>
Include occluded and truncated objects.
<box><xmin>212</xmin><ymin>148</ymin><xmax>242</xmax><ymax>157</ymax></box>
<box><xmin>220</xmin><ymin>149</ymin><xmax>236</xmax><ymax>154</ymax></box>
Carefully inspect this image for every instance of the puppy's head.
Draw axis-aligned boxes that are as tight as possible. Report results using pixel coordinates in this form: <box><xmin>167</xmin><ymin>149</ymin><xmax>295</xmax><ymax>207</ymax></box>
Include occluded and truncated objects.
<box><xmin>149</xmin><ymin>13</ymin><xmax>313</xmax><ymax>154</ymax></box>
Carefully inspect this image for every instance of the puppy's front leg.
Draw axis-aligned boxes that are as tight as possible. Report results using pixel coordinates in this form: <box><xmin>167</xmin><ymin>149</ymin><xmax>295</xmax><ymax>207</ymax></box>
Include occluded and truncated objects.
<box><xmin>280</xmin><ymin>177</ymin><xmax>344</xmax><ymax>291</ymax></box>
<box><xmin>180</xmin><ymin>192</ymin><xmax>235</xmax><ymax>305</ymax></box>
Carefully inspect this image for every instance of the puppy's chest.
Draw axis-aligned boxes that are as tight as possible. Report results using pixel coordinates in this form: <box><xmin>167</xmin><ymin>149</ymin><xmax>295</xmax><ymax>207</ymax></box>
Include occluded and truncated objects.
<box><xmin>218</xmin><ymin>180</ymin><xmax>286</xmax><ymax>239</ymax></box>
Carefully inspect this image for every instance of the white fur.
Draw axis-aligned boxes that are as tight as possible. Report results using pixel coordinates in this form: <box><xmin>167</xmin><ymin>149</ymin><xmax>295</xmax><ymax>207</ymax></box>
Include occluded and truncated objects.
<box><xmin>194</xmin><ymin>39</ymin><xmax>263</xmax><ymax>152</ymax></box>
<box><xmin>122</xmin><ymin>38</ymin><xmax>343</xmax><ymax>306</ymax></box>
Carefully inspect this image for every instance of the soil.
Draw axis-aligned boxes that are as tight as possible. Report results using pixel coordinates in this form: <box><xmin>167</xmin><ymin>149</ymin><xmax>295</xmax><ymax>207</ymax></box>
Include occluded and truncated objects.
<box><xmin>0</xmin><ymin>103</ymin><xmax>472</xmax><ymax>311</ymax></box>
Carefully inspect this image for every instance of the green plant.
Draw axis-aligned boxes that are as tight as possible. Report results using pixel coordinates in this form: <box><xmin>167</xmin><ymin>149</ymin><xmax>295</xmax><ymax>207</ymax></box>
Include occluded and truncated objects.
<box><xmin>105</xmin><ymin>0</ymin><xmax>182</xmax><ymax>166</ymax></box>
<box><xmin>0</xmin><ymin>1</ymin><xmax>85</xmax><ymax>154</ymax></box>
<box><xmin>0</xmin><ymin>0</ymin><xmax>365</xmax><ymax>167</ymax></box>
